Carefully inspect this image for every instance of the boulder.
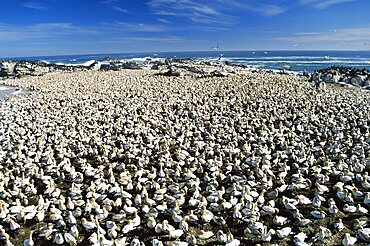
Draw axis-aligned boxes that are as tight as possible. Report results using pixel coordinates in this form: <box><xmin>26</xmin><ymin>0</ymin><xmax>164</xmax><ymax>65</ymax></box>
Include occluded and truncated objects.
<box><xmin>323</xmin><ymin>73</ymin><xmax>333</xmax><ymax>83</ymax></box>
<box><xmin>312</xmin><ymin>72</ymin><xmax>321</xmax><ymax>83</ymax></box>
<box><xmin>157</xmin><ymin>68</ymin><xmax>180</xmax><ymax>76</ymax></box>
<box><xmin>210</xmin><ymin>70</ymin><xmax>227</xmax><ymax>77</ymax></box>
<box><xmin>14</xmin><ymin>62</ymin><xmax>34</xmax><ymax>76</ymax></box>
<box><xmin>100</xmin><ymin>64</ymin><xmax>119</xmax><ymax>71</ymax></box>
<box><xmin>151</xmin><ymin>64</ymin><xmax>160</xmax><ymax>70</ymax></box>
<box><xmin>0</xmin><ymin>61</ymin><xmax>16</xmax><ymax>76</ymax></box>
<box><xmin>312</xmin><ymin>66</ymin><xmax>370</xmax><ymax>89</ymax></box>
<box><xmin>164</xmin><ymin>59</ymin><xmax>171</xmax><ymax>66</ymax></box>
<box><xmin>122</xmin><ymin>63</ymin><xmax>141</xmax><ymax>70</ymax></box>
<box><xmin>340</xmin><ymin>76</ymin><xmax>351</xmax><ymax>84</ymax></box>
<box><xmin>89</xmin><ymin>61</ymin><xmax>102</xmax><ymax>71</ymax></box>
<box><xmin>187</xmin><ymin>66</ymin><xmax>204</xmax><ymax>74</ymax></box>
<box><xmin>350</xmin><ymin>76</ymin><xmax>363</xmax><ymax>86</ymax></box>
<box><xmin>33</xmin><ymin>63</ymin><xmax>51</xmax><ymax>75</ymax></box>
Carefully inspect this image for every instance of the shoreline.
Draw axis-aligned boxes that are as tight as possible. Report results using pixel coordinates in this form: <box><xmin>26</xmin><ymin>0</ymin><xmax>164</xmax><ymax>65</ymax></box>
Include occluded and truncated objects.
<box><xmin>1</xmin><ymin>58</ymin><xmax>369</xmax><ymax>91</ymax></box>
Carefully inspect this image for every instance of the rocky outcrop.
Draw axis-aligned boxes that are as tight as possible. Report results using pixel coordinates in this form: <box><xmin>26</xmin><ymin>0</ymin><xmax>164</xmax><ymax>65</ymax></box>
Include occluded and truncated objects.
<box><xmin>157</xmin><ymin>67</ymin><xmax>181</xmax><ymax>77</ymax></box>
<box><xmin>88</xmin><ymin>61</ymin><xmax>102</xmax><ymax>71</ymax></box>
<box><xmin>100</xmin><ymin>61</ymin><xmax>141</xmax><ymax>71</ymax></box>
<box><xmin>210</xmin><ymin>70</ymin><xmax>227</xmax><ymax>77</ymax></box>
<box><xmin>310</xmin><ymin>66</ymin><xmax>370</xmax><ymax>89</ymax></box>
<box><xmin>0</xmin><ymin>61</ymin><xmax>54</xmax><ymax>77</ymax></box>
<box><xmin>0</xmin><ymin>60</ymin><xmax>144</xmax><ymax>78</ymax></box>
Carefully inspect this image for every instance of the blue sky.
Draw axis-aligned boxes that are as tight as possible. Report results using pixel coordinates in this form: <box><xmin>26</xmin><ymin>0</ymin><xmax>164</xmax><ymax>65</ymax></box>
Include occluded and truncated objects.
<box><xmin>0</xmin><ymin>0</ymin><xmax>370</xmax><ymax>57</ymax></box>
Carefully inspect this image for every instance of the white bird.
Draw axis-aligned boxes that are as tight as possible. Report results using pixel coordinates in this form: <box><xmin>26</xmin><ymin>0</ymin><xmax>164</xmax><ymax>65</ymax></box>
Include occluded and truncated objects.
<box><xmin>364</xmin><ymin>193</ymin><xmax>370</xmax><ymax>204</ymax></box>
<box><xmin>342</xmin><ymin>233</ymin><xmax>357</xmax><ymax>246</ymax></box>
<box><xmin>294</xmin><ymin>232</ymin><xmax>307</xmax><ymax>244</ymax></box>
<box><xmin>198</xmin><ymin>230</ymin><xmax>214</xmax><ymax>240</ymax></box>
<box><xmin>38</xmin><ymin>224</ymin><xmax>54</xmax><ymax>239</ymax></box>
<box><xmin>7</xmin><ymin>218</ymin><xmax>20</xmax><ymax>231</ymax></box>
<box><xmin>357</xmin><ymin>228</ymin><xmax>370</xmax><ymax>242</ymax></box>
<box><xmin>68</xmin><ymin>211</ymin><xmax>77</xmax><ymax>224</ymax></box>
<box><xmin>151</xmin><ymin>239</ymin><xmax>164</xmax><ymax>246</ymax></box>
<box><xmin>169</xmin><ymin>229</ymin><xmax>184</xmax><ymax>238</ymax></box>
<box><xmin>53</xmin><ymin>232</ymin><xmax>64</xmax><ymax>245</ymax></box>
<box><xmin>64</xmin><ymin>232</ymin><xmax>77</xmax><ymax>246</ymax></box>
<box><xmin>23</xmin><ymin>231</ymin><xmax>34</xmax><ymax>246</ymax></box>
<box><xmin>261</xmin><ymin>226</ymin><xmax>275</xmax><ymax>242</ymax></box>
<box><xmin>216</xmin><ymin>230</ymin><xmax>227</xmax><ymax>243</ymax></box>
<box><xmin>315</xmin><ymin>226</ymin><xmax>332</xmax><ymax>240</ymax></box>
<box><xmin>147</xmin><ymin>217</ymin><xmax>156</xmax><ymax>228</ymax></box>
<box><xmin>89</xmin><ymin>233</ymin><xmax>98</xmax><ymax>245</ymax></box>
<box><xmin>310</xmin><ymin>210</ymin><xmax>326</xmax><ymax>219</ymax></box>
<box><xmin>334</xmin><ymin>219</ymin><xmax>344</xmax><ymax>232</ymax></box>
<box><xmin>276</xmin><ymin>227</ymin><xmax>292</xmax><ymax>238</ymax></box>
<box><xmin>122</xmin><ymin>220</ymin><xmax>135</xmax><ymax>234</ymax></box>
<box><xmin>273</xmin><ymin>215</ymin><xmax>287</xmax><ymax>226</ymax></box>
<box><xmin>81</xmin><ymin>218</ymin><xmax>96</xmax><ymax>230</ymax></box>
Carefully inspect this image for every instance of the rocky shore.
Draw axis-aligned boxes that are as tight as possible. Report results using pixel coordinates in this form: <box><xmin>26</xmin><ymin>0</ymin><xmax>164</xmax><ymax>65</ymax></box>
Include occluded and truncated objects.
<box><xmin>1</xmin><ymin>59</ymin><xmax>370</xmax><ymax>90</ymax></box>
<box><xmin>310</xmin><ymin>66</ymin><xmax>370</xmax><ymax>90</ymax></box>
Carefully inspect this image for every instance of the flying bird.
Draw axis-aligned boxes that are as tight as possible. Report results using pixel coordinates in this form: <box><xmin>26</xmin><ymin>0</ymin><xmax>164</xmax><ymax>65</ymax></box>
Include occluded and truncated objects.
<box><xmin>212</xmin><ymin>46</ymin><xmax>219</xmax><ymax>51</ymax></box>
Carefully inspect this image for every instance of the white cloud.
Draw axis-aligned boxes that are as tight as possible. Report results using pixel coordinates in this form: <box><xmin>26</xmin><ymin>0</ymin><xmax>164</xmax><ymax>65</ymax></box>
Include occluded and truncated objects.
<box><xmin>148</xmin><ymin>0</ymin><xmax>231</xmax><ymax>24</ymax></box>
<box><xmin>300</xmin><ymin>0</ymin><xmax>358</xmax><ymax>9</ymax></box>
<box><xmin>275</xmin><ymin>27</ymin><xmax>370</xmax><ymax>43</ymax></box>
<box><xmin>194</xmin><ymin>26</ymin><xmax>232</xmax><ymax>32</ymax></box>
<box><xmin>294</xmin><ymin>32</ymin><xmax>322</xmax><ymax>36</ymax></box>
<box><xmin>148</xmin><ymin>0</ymin><xmax>286</xmax><ymax>26</ymax></box>
<box><xmin>0</xmin><ymin>23</ymin><xmax>100</xmax><ymax>43</ymax></box>
<box><xmin>112</xmin><ymin>6</ymin><xmax>129</xmax><ymax>13</ymax></box>
<box><xmin>245</xmin><ymin>4</ymin><xmax>285</xmax><ymax>16</ymax></box>
<box><xmin>96</xmin><ymin>36</ymin><xmax>184</xmax><ymax>44</ymax></box>
<box><xmin>218</xmin><ymin>0</ymin><xmax>286</xmax><ymax>16</ymax></box>
<box><xmin>107</xmin><ymin>22</ymin><xmax>167</xmax><ymax>32</ymax></box>
<box><xmin>157</xmin><ymin>18</ymin><xmax>171</xmax><ymax>24</ymax></box>
<box><xmin>100</xmin><ymin>0</ymin><xmax>120</xmax><ymax>3</ymax></box>
<box><xmin>22</xmin><ymin>2</ymin><xmax>48</xmax><ymax>10</ymax></box>
<box><xmin>101</xmin><ymin>0</ymin><xmax>129</xmax><ymax>13</ymax></box>
<box><xmin>0</xmin><ymin>21</ymin><xmax>191</xmax><ymax>57</ymax></box>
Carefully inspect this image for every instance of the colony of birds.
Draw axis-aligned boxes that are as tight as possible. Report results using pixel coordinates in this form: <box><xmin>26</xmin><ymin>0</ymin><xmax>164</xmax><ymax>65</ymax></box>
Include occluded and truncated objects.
<box><xmin>0</xmin><ymin>68</ymin><xmax>369</xmax><ymax>246</ymax></box>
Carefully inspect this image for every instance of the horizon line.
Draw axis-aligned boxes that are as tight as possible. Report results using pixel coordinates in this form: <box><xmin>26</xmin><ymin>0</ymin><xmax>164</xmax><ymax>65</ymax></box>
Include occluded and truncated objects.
<box><xmin>2</xmin><ymin>49</ymin><xmax>370</xmax><ymax>60</ymax></box>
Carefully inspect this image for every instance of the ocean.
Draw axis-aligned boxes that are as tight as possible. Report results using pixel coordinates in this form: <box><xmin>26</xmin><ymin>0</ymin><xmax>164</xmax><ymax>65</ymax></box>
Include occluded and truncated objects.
<box><xmin>3</xmin><ymin>50</ymin><xmax>370</xmax><ymax>73</ymax></box>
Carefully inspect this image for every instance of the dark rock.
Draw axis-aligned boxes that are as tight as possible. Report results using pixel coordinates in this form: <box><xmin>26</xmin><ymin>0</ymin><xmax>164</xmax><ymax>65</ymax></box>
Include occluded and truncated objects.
<box><xmin>151</xmin><ymin>64</ymin><xmax>160</xmax><ymax>70</ymax></box>
<box><xmin>186</xmin><ymin>66</ymin><xmax>204</xmax><ymax>74</ymax></box>
<box><xmin>210</xmin><ymin>70</ymin><xmax>227</xmax><ymax>77</ymax></box>
<box><xmin>88</xmin><ymin>61</ymin><xmax>102</xmax><ymax>71</ymax></box>
<box><xmin>351</xmin><ymin>76</ymin><xmax>363</xmax><ymax>86</ymax></box>
<box><xmin>164</xmin><ymin>59</ymin><xmax>171</xmax><ymax>66</ymax></box>
<box><xmin>311</xmin><ymin>66</ymin><xmax>369</xmax><ymax>89</ymax></box>
<box><xmin>121</xmin><ymin>63</ymin><xmax>141</xmax><ymax>70</ymax></box>
<box><xmin>103</xmin><ymin>56</ymin><xmax>118</xmax><ymax>61</ymax></box>
<box><xmin>0</xmin><ymin>61</ymin><xmax>16</xmax><ymax>76</ymax></box>
<box><xmin>157</xmin><ymin>68</ymin><xmax>180</xmax><ymax>76</ymax></box>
